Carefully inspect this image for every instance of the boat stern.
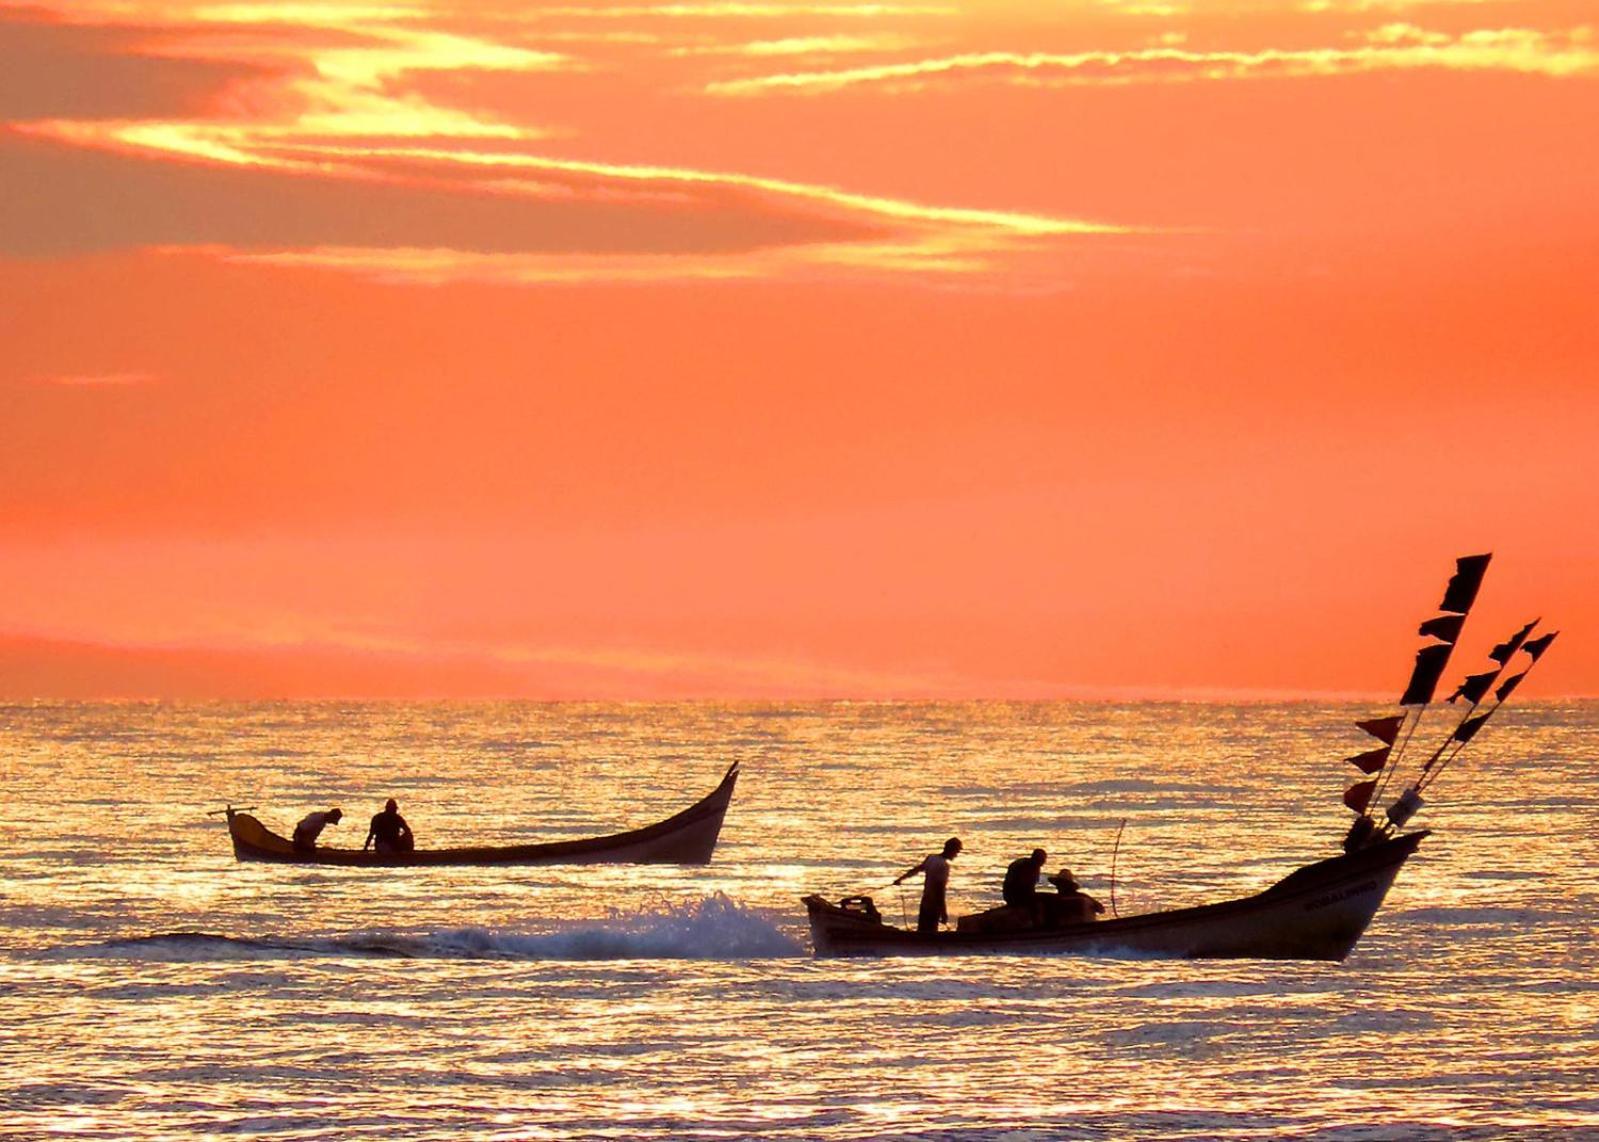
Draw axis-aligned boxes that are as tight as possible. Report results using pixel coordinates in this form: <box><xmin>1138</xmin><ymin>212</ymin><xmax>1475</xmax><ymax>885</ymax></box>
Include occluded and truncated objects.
<box><xmin>226</xmin><ymin>811</ymin><xmax>297</xmax><ymax>862</ymax></box>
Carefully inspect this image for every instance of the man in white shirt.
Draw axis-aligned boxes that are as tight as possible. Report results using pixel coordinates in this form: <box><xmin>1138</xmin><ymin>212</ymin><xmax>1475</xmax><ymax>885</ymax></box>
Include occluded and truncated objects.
<box><xmin>292</xmin><ymin>807</ymin><xmax>343</xmax><ymax>854</ymax></box>
<box><xmin>894</xmin><ymin>836</ymin><xmax>963</xmax><ymax>934</ymax></box>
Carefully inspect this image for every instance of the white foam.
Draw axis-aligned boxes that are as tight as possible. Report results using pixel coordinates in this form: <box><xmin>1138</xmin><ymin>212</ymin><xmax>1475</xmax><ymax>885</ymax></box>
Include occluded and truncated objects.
<box><xmin>67</xmin><ymin>894</ymin><xmax>804</xmax><ymax>963</ymax></box>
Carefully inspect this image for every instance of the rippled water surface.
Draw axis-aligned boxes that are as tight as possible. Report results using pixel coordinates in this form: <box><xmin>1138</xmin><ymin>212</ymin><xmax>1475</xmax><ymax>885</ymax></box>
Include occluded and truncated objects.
<box><xmin>2</xmin><ymin>701</ymin><xmax>1595</xmax><ymax>1139</ymax></box>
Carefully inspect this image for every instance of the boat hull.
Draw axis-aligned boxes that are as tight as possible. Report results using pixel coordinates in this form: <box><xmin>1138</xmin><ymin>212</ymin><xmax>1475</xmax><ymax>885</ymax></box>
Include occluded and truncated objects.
<box><xmin>226</xmin><ymin>763</ymin><xmax>739</xmax><ymax>867</ymax></box>
<box><xmin>804</xmin><ymin>831</ymin><xmax>1425</xmax><ymax>961</ymax></box>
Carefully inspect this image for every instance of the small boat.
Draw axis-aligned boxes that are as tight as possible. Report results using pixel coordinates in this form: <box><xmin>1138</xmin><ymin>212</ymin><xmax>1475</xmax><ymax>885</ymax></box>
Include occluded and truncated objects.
<box><xmin>805</xmin><ymin>554</ymin><xmax>1558</xmax><ymax>961</ymax></box>
<box><xmin>806</xmin><ymin>830</ymin><xmax>1426</xmax><ymax>960</ymax></box>
<box><xmin>223</xmin><ymin>762</ymin><xmax>739</xmax><ymax>866</ymax></box>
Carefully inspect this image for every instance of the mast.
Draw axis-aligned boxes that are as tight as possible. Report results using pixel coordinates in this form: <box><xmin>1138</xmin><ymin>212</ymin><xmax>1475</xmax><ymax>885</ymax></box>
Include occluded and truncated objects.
<box><xmin>1342</xmin><ymin>553</ymin><xmax>1489</xmax><ymax>836</ymax></box>
<box><xmin>1413</xmin><ymin>628</ymin><xmax>1558</xmax><ymax>797</ymax></box>
<box><xmin>1341</xmin><ymin>555</ymin><xmax>1556</xmax><ymax>847</ymax></box>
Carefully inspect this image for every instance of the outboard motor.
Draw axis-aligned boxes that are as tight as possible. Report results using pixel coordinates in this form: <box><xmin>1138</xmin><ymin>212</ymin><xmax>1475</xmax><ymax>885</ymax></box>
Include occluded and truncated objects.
<box><xmin>837</xmin><ymin>895</ymin><xmax>882</xmax><ymax>923</ymax></box>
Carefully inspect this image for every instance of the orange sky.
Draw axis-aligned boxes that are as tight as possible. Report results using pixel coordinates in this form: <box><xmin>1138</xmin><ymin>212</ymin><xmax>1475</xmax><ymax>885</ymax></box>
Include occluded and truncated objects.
<box><xmin>1</xmin><ymin>0</ymin><xmax>1595</xmax><ymax>699</ymax></box>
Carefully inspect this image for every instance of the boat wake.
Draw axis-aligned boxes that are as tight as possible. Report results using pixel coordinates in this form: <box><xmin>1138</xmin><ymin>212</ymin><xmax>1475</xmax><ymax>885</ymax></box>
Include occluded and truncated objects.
<box><xmin>64</xmin><ymin>894</ymin><xmax>805</xmax><ymax>962</ymax></box>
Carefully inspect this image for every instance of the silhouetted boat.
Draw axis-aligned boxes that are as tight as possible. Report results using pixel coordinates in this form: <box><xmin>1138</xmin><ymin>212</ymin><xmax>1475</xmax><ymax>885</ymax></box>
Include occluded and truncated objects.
<box><xmin>223</xmin><ymin>762</ymin><xmax>739</xmax><ymax>866</ymax></box>
<box><xmin>805</xmin><ymin>553</ymin><xmax>1557</xmax><ymax>961</ymax></box>
<box><xmin>805</xmin><ymin>831</ymin><xmax>1424</xmax><ymax>960</ymax></box>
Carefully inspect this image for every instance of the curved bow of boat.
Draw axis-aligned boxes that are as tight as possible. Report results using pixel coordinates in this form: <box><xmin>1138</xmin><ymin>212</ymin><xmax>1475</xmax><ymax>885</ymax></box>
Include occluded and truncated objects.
<box><xmin>224</xmin><ymin>761</ymin><xmax>740</xmax><ymax>867</ymax></box>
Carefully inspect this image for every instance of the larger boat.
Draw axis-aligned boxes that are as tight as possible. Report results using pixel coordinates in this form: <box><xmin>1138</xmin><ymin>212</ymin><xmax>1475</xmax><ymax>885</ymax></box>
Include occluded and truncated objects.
<box><xmin>223</xmin><ymin>762</ymin><xmax>739</xmax><ymax>866</ymax></box>
<box><xmin>805</xmin><ymin>555</ymin><xmax>1557</xmax><ymax>960</ymax></box>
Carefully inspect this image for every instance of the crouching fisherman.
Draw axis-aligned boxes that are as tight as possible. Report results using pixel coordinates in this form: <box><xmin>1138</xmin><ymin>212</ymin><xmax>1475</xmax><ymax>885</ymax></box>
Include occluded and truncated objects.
<box><xmin>292</xmin><ymin>807</ymin><xmax>343</xmax><ymax>854</ymax></box>
<box><xmin>364</xmin><ymin>798</ymin><xmax>415</xmax><ymax>855</ymax></box>
<box><xmin>1041</xmin><ymin>867</ymin><xmax>1105</xmax><ymax>925</ymax></box>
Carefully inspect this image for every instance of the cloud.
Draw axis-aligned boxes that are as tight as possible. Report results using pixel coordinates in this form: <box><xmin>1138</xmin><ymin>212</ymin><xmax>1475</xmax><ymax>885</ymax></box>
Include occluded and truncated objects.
<box><xmin>0</xmin><ymin>132</ymin><xmax>874</xmax><ymax>257</ymax></box>
<box><xmin>704</xmin><ymin>25</ymin><xmax>1599</xmax><ymax>94</ymax></box>
<box><xmin>670</xmin><ymin>33</ymin><xmax>921</xmax><ymax>57</ymax></box>
<box><xmin>33</xmin><ymin>371</ymin><xmax>160</xmax><ymax>386</ymax></box>
<box><xmin>527</xmin><ymin>4</ymin><xmax>955</xmax><ymax>20</ymax></box>
<box><xmin>1</xmin><ymin>1</ymin><xmax>1134</xmax><ymax>282</ymax></box>
<box><xmin>0</xmin><ymin>14</ymin><xmax>285</xmax><ymax>121</ymax></box>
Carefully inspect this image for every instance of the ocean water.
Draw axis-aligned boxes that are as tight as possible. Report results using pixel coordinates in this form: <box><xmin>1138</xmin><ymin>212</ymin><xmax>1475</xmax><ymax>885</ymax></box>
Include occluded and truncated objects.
<box><xmin>1</xmin><ymin>701</ymin><xmax>1595</xmax><ymax>1140</ymax></box>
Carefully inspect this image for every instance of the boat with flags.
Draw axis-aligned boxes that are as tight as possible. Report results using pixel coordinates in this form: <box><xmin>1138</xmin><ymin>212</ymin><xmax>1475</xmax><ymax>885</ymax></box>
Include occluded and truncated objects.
<box><xmin>221</xmin><ymin>762</ymin><xmax>740</xmax><ymax>866</ymax></box>
<box><xmin>804</xmin><ymin>556</ymin><xmax>1558</xmax><ymax>960</ymax></box>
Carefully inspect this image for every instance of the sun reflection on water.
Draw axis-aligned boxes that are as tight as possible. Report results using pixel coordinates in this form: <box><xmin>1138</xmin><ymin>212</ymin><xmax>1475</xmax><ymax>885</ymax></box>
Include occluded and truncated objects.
<box><xmin>0</xmin><ymin>700</ymin><xmax>1595</xmax><ymax>1137</ymax></box>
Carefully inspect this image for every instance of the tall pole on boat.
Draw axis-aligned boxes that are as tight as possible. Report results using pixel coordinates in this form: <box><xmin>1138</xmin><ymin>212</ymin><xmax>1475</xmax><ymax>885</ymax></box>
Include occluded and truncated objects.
<box><xmin>1417</xmin><ymin>631</ymin><xmax>1557</xmax><ymax>795</ymax></box>
<box><xmin>1362</xmin><ymin>554</ymin><xmax>1490</xmax><ymax>819</ymax></box>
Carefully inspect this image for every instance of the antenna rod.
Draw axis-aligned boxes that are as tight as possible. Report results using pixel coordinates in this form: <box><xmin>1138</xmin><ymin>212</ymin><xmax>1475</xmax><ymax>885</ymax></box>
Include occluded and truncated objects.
<box><xmin>1108</xmin><ymin>817</ymin><xmax>1126</xmax><ymax>919</ymax></box>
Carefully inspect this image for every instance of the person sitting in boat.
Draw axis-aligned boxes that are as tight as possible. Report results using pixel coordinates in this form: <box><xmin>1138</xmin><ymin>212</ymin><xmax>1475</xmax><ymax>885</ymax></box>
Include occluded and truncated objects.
<box><xmin>894</xmin><ymin>837</ymin><xmax>962</xmax><ymax>934</ymax></box>
<box><xmin>1041</xmin><ymin>867</ymin><xmax>1105</xmax><ymax>925</ymax></box>
<box><xmin>1002</xmin><ymin>848</ymin><xmax>1048</xmax><ymax>911</ymax></box>
<box><xmin>363</xmin><ymin>798</ymin><xmax>415</xmax><ymax>855</ymax></box>
<box><xmin>291</xmin><ymin>807</ymin><xmax>343</xmax><ymax>854</ymax></box>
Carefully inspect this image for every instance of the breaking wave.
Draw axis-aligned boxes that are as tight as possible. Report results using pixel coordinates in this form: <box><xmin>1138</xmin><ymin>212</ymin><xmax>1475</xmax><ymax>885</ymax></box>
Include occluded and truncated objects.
<box><xmin>65</xmin><ymin>894</ymin><xmax>804</xmax><ymax>962</ymax></box>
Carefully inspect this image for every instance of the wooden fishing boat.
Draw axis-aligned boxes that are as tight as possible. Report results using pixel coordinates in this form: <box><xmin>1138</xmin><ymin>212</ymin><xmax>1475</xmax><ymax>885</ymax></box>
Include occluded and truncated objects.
<box><xmin>805</xmin><ymin>831</ymin><xmax>1425</xmax><ymax>960</ymax></box>
<box><xmin>223</xmin><ymin>762</ymin><xmax>739</xmax><ymax>866</ymax></box>
<box><xmin>805</xmin><ymin>553</ymin><xmax>1558</xmax><ymax>961</ymax></box>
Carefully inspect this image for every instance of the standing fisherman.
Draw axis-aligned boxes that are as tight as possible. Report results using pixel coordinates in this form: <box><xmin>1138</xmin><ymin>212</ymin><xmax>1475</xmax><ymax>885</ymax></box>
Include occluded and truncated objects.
<box><xmin>894</xmin><ymin>837</ymin><xmax>962</xmax><ymax>934</ymax></box>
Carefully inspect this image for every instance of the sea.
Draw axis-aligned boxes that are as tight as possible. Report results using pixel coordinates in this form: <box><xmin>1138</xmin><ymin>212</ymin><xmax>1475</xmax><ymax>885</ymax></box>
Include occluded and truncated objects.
<box><xmin>1</xmin><ymin>701</ymin><xmax>1595</xmax><ymax>1140</ymax></box>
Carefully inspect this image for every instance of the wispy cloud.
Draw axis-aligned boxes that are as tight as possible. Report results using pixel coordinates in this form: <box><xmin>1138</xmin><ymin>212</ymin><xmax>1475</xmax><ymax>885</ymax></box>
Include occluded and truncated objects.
<box><xmin>706</xmin><ymin>25</ymin><xmax>1599</xmax><ymax>94</ymax></box>
<box><xmin>6</xmin><ymin>2</ymin><xmax>1133</xmax><ymax>282</ymax></box>
<box><xmin>528</xmin><ymin>4</ymin><xmax>955</xmax><ymax>19</ymax></box>
<box><xmin>35</xmin><ymin>371</ymin><xmax>160</xmax><ymax>387</ymax></box>
<box><xmin>671</xmin><ymin>33</ymin><xmax>920</xmax><ymax>57</ymax></box>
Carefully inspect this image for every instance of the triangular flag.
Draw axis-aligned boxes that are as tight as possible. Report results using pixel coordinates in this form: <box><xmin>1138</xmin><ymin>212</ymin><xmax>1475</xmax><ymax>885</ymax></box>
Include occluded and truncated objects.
<box><xmin>1346</xmin><ymin>747</ymin><xmax>1390</xmax><ymax>774</ymax></box>
<box><xmin>1343</xmin><ymin>779</ymin><xmax>1378</xmax><ymax>813</ymax></box>
<box><xmin>1490</xmin><ymin>620</ymin><xmax>1539</xmax><ymax>665</ymax></box>
<box><xmin>1401</xmin><ymin>643</ymin><xmax>1453</xmax><ymax>706</ymax></box>
<box><xmin>1438</xmin><ymin>553</ymin><xmax>1492</xmax><ymax>614</ymax></box>
<box><xmin>1447</xmin><ymin>671</ymin><xmax>1498</xmax><ymax>705</ymax></box>
<box><xmin>1522</xmin><ymin>631</ymin><xmax>1559</xmax><ymax>662</ymax></box>
<box><xmin>1356</xmin><ymin>715</ymin><xmax>1404</xmax><ymax>745</ymax></box>
<box><xmin>1418</xmin><ymin>614</ymin><xmax>1466</xmax><ymax>643</ymax></box>
<box><xmin>1495</xmin><ymin>671</ymin><xmax>1527</xmax><ymax>703</ymax></box>
<box><xmin>1453</xmin><ymin>712</ymin><xmax>1492</xmax><ymax>744</ymax></box>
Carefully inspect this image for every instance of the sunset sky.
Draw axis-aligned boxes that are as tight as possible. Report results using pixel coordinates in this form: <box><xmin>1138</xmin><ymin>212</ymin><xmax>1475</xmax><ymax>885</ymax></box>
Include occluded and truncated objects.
<box><xmin>2</xmin><ymin>0</ymin><xmax>1594</xmax><ymax>699</ymax></box>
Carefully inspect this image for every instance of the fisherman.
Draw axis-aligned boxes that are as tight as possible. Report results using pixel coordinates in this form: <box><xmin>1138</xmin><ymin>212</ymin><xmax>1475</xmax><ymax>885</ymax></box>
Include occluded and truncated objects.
<box><xmin>291</xmin><ymin>807</ymin><xmax>343</xmax><ymax>855</ymax></box>
<box><xmin>363</xmin><ymin>798</ymin><xmax>415</xmax><ymax>855</ymax></box>
<box><xmin>1042</xmin><ymin>867</ymin><xmax>1105</xmax><ymax>925</ymax></box>
<box><xmin>1002</xmin><ymin>848</ymin><xmax>1048</xmax><ymax>909</ymax></box>
<box><xmin>894</xmin><ymin>837</ymin><xmax>962</xmax><ymax>935</ymax></box>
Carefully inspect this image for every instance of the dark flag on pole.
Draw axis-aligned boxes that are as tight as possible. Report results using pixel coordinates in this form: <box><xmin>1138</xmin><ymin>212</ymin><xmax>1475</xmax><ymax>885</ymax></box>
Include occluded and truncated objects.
<box><xmin>1343</xmin><ymin>779</ymin><xmax>1378</xmax><ymax>813</ymax></box>
<box><xmin>1490</xmin><ymin>620</ymin><xmax>1539</xmax><ymax>665</ymax></box>
<box><xmin>1418</xmin><ymin>614</ymin><xmax>1466</xmax><ymax>643</ymax></box>
<box><xmin>1495</xmin><ymin>672</ymin><xmax>1528</xmax><ymax>703</ymax></box>
<box><xmin>1401</xmin><ymin>643</ymin><xmax>1454</xmax><ymax>706</ymax></box>
<box><xmin>1356</xmin><ymin>715</ymin><xmax>1405</xmax><ymax>745</ymax></box>
<box><xmin>1437</xmin><ymin>553</ymin><xmax>1492</xmax><ymax>614</ymax></box>
<box><xmin>1346</xmin><ymin>747</ymin><xmax>1390</xmax><ymax>774</ymax></box>
<box><xmin>1522</xmin><ymin>631</ymin><xmax>1560</xmax><ymax>662</ymax></box>
<box><xmin>1448</xmin><ymin>670</ymin><xmax>1498</xmax><ymax>705</ymax></box>
<box><xmin>1452</xmin><ymin>713</ymin><xmax>1492</xmax><ymax>744</ymax></box>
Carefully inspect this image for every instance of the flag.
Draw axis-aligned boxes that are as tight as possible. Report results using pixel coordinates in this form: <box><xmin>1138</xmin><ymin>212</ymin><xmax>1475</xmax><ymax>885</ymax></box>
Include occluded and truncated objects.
<box><xmin>1401</xmin><ymin>643</ymin><xmax>1453</xmax><ymax>706</ymax></box>
<box><xmin>1418</xmin><ymin>614</ymin><xmax>1466</xmax><ymax>643</ymax></box>
<box><xmin>1453</xmin><ymin>712</ymin><xmax>1491</xmax><ymax>744</ymax></box>
<box><xmin>1438</xmin><ymin>553</ymin><xmax>1492</xmax><ymax>614</ymax></box>
<box><xmin>1447</xmin><ymin>671</ymin><xmax>1498</xmax><ymax>705</ymax></box>
<box><xmin>1522</xmin><ymin>631</ymin><xmax>1560</xmax><ymax>662</ymax></box>
<box><xmin>1343</xmin><ymin>779</ymin><xmax>1378</xmax><ymax>813</ymax></box>
<box><xmin>1489</xmin><ymin>620</ymin><xmax>1539</xmax><ymax>665</ymax></box>
<box><xmin>1496</xmin><ymin>671</ymin><xmax>1527</xmax><ymax>703</ymax></box>
<box><xmin>1356</xmin><ymin>714</ymin><xmax>1405</xmax><ymax>745</ymax></box>
<box><xmin>1347</xmin><ymin>747</ymin><xmax>1390</xmax><ymax>774</ymax></box>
